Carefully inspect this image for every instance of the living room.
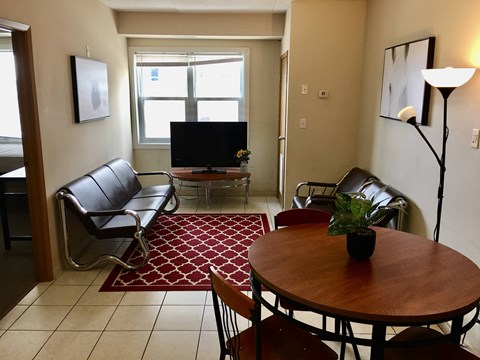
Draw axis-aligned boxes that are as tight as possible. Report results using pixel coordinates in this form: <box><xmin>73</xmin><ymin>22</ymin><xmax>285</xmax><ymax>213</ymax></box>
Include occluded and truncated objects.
<box><xmin>1</xmin><ymin>0</ymin><xmax>480</xmax><ymax>356</ymax></box>
<box><xmin>0</xmin><ymin>0</ymin><xmax>480</xmax><ymax>340</ymax></box>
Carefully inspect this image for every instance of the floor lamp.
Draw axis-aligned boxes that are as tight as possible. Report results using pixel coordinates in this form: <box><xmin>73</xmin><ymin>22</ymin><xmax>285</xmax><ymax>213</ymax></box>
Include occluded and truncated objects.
<box><xmin>398</xmin><ymin>67</ymin><xmax>475</xmax><ymax>242</ymax></box>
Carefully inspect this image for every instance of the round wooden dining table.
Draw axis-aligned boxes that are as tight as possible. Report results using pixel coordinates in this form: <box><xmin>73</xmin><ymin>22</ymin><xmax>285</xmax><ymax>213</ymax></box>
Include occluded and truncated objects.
<box><xmin>248</xmin><ymin>224</ymin><xmax>480</xmax><ymax>360</ymax></box>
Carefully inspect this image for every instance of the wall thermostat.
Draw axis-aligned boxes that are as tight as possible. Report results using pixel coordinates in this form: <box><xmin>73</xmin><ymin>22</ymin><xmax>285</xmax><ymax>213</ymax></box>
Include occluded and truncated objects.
<box><xmin>318</xmin><ymin>90</ymin><xmax>329</xmax><ymax>98</ymax></box>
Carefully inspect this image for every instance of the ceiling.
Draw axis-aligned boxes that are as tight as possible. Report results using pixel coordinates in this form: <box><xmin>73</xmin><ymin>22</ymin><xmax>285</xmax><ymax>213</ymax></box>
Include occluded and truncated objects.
<box><xmin>99</xmin><ymin>0</ymin><xmax>290</xmax><ymax>13</ymax></box>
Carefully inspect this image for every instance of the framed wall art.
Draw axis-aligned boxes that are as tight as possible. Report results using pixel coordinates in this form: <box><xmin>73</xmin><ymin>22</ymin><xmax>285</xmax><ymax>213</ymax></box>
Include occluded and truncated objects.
<box><xmin>380</xmin><ymin>37</ymin><xmax>435</xmax><ymax>125</ymax></box>
<box><xmin>70</xmin><ymin>56</ymin><xmax>110</xmax><ymax>123</ymax></box>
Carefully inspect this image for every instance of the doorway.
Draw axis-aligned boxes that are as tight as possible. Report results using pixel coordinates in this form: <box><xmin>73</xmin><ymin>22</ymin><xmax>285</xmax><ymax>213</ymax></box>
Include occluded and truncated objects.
<box><xmin>0</xmin><ymin>18</ymin><xmax>53</xmax><ymax>318</ymax></box>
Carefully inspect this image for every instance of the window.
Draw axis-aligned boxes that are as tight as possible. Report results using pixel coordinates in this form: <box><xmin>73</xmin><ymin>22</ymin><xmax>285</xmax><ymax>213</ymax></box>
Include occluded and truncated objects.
<box><xmin>0</xmin><ymin>50</ymin><xmax>21</xmax><ymax>138</ymax></box>
<box><xmin>131</xmin><ymin>49</ymin><xmax>248</xmax><ymax>146</ymax></box>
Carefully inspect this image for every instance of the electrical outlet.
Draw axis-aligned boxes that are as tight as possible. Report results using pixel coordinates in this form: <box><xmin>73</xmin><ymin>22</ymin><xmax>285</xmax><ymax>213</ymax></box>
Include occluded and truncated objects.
<box><xmin>471</xmin><ymin>129</ymin><xmax>479</xmax><ymax>149</ymax></box>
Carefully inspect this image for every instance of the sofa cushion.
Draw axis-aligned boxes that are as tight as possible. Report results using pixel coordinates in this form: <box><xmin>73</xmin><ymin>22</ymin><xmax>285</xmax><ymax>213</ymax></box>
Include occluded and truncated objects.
<box><xmin>97</xmin><ymin>209</ymin><xmax>158</xmax><ymax>239</ymax></box>
<box><xmin>105</xmin><ymin>158</ymin><xmax>142</xmax><ymax>196</ymax></box>
<box><xmin>87</xmin><ymin>165</ymin><xmax>133</xmax><ymax>208</ymax></box>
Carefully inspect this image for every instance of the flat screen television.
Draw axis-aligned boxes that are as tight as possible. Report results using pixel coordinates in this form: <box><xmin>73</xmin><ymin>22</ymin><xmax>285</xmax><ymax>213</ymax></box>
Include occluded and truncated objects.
<box><xmin>170</xmin><ymin>121</ymin><xmax>248</xmax><ymax>174</ymax></box>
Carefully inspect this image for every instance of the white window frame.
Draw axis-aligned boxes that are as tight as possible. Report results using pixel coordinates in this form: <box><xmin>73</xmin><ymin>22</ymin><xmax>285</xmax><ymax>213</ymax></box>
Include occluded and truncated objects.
<box><xmin>128</xmin><ymin>47</ymin><xmax>250</xmax><ymax>149</ymax></box>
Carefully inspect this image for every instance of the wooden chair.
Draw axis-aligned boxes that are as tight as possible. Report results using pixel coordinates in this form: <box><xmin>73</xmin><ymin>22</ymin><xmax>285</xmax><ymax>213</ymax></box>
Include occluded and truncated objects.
<box><xmin>274</xmin><ymin>208</ymin><xmax>332</xmax><ymax>229</ymax></box>
<box><xmin>384</xmin><ymin>326</ymin><xmax>480</xmax><ymax>359</ymax></box>
<box><xmin>209</xmin><ymin>267</ymin><xmax>338</xmax><ymax>360</ymax></box>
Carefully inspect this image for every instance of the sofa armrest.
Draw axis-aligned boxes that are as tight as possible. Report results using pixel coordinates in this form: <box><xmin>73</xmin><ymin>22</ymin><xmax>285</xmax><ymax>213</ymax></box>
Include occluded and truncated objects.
<box><xmin>136</xmin><ymin>170</ymin><xmax>174</xmax><ymax>185</ymax></box>
<box><xmin>56</xmin><ymin>190</ymin><xmax>142</xmax><ymax>232</ymax></box>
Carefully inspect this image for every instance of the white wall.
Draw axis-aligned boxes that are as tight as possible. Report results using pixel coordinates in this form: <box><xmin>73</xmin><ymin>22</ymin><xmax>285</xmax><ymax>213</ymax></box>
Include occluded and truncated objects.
<box><xmin>358</xmin><ymin>0</ymin><xmax>480</xmax><ymax>266</ymax></box>
<box><xmin>2</xmin><ymin>0</ymin><xmax>133</xmax><ymax>275</ymax></box>
<box><xmin>283</xmin><ymin>0</ymin><xmax>367</xmax><ymax>208</ymax></box>
<box><xmin>128</xmin><ymin>38</ymin><xmax>281</xmax><ymax>196</ymax></box>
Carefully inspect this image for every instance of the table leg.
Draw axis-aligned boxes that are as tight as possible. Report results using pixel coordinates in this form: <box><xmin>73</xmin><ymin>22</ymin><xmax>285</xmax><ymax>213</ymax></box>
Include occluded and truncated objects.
<box><xmin>0</xmin><ymin>181</ymin><xmax>11</xmax><ymax>250</ymax></box>
<box><xmin>245</xmin><ymin>178</ymin><xmax>250</xmax><ymax>204</ymax></box>
<box><xmin>205</xmin><ymin>181</ymin><xmax>211</xmax><ymax>209</ymax></box>
<box><xmin>370</xmin><ymin>324</ymin><xmax>386</xmax><ymax>360</ymax></box>
<box><xmin>451</xmin><ymin>316</ymin><xmax>464</xmax><ymax>344</ymax></box>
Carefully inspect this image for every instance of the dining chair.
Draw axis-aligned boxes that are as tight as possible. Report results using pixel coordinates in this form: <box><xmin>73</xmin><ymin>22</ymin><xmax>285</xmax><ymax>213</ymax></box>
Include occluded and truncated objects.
<box><xmin>274</xmin><ymin>208</ymin><xmax>332</xmax><ymax>229</ymax></box>
<box><xmin>209</xmin><ymin>267</ymin><xmax>338</xmax><ymax>360</ymax></box>
<box><xmin>384</xmin><ymin>326</ymin><xmax>480</xmax><ymax>359</ymax></box>
<box><xmin>273</xmin><ymin>208</ymin><xmax>361</xmax><ymax>360</ymax></box>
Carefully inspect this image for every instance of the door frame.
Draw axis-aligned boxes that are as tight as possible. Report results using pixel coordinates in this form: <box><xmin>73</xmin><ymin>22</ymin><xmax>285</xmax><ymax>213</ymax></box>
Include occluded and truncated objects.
<box><xmin>0</xmin><ymin>18</ymin><xmax>53</xmax><ymax>281</ymax></box>
<box><xmin>277</xmin><ymin>51</ymin><xmax>289</xmax><ymax>209</ymax></box>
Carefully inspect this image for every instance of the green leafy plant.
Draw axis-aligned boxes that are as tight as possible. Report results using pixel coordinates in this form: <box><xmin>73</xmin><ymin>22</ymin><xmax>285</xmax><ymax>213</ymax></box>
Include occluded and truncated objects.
<box><xmin>327</xmin><ymin>187</ymin><xmax>397</xmax><ymax>236</ymax></box>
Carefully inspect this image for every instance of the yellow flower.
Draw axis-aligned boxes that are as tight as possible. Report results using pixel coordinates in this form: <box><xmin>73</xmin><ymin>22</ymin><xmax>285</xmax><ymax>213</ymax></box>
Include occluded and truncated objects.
<box><xmin>235</xmin><ymin>149</ymin><xmax>251</xmax><ymax>163</ymax></box>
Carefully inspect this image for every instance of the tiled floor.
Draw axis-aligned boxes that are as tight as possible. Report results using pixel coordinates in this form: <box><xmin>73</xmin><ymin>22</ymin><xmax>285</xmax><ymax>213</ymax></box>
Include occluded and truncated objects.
<box><xmin>0</xmin><ymin>196</ymin><xmax>440</xmax><ymax>359</ymax></box>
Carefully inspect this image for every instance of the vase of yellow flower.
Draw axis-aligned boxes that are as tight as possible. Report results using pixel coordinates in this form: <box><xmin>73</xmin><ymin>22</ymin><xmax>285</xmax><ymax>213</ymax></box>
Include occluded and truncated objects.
<box><xmin>235</xmin><ymin>149</ymin><xmax>251</xmax><ymax>173</ymax></box>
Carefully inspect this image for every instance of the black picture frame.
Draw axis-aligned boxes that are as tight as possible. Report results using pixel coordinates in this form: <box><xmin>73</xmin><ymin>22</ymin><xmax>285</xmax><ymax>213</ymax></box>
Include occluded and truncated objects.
<box><xmin>70</xmin><ymin>56</ymin><xmax>110</xmax><ymax>123</ymax></box>
<box><xmin>380</xmin><ymin>37</ymin><xmax>435</xmax><ymax>125</ymax></box>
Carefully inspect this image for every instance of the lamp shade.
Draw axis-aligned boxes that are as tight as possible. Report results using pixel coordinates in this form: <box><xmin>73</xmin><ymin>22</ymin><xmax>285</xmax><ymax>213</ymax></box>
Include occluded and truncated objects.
<box><xmin>421</xmin><ymin>67</ymin><xmax>475</xmax><ymax>88</ymax></box>
<box><xmin>398</xmin><ymin>106</ymin><xmax>416</xmax><ymax>123</ymax></box>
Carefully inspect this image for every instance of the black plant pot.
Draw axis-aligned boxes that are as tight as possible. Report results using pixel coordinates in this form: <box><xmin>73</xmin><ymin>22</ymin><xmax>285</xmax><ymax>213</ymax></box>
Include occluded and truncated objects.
<box><xmin>346</xmin><ymin>228</ymin><xmax>376</xmax><ymax>260</ymax></box>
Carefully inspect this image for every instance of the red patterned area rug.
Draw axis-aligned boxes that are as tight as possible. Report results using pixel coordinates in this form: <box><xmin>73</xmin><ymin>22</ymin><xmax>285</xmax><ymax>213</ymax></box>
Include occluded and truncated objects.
<box><xmin>100</xmin><ymin>213</ymin><xmax>270</xmax><ymax>291</ymax></box>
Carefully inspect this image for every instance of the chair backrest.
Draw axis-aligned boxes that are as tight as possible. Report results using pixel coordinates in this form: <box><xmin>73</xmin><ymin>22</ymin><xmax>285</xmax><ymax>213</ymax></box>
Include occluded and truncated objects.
<box><xmin>274</xmin><ymin>208</ymin><xmax>331</xmax><ymax>229</ymax></box>
<box><xmin>209</xmin><ymin>267</ymin><xmax>257</xmax><ymax>359</ymax></box>
<box><xmin>360</xmin><ymin>180</ymin><xmax>408</xmax><ymax>228</ymax></box>
<box><xmin>336</xmin><ymin>167</ymin><xmax>378</xmax><ymax>193</ymax></box>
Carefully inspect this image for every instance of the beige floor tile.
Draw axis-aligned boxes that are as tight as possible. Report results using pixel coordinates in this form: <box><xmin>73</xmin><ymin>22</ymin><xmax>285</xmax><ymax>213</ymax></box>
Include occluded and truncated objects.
<box><xmin>34</xmin><ymin>331</ymin><xmax>101</xmax><ymax>360</ymax></box>
<box><xmin>91</xmin><ymin>264</ymin><xmax>116</xmax><ymax>286</ymax></box>
<box><xmin>32</xmin><ymin>285</ymin><xmax>88</xmax><ymax>306</ymax></box>
<box><xmin>17</xmin><ymin>283</ymin><xmax>51</xmax><ymax>306</ymax></box>
<box><xmin>143</xmin><ymin>331</ymin><xmax>199</xmax><ymax>360</ymax></box>
<box><xmin>154</xmin><ymin>305</ymin><xmax>204</xmax><ymax>331</ymax></box>
<box><xmin>58</xmin><ymin>305</ymin><xmax>116</xmax><ymax>331</ymax></box>
<box><xmin>89</xmin><ymin>331</ymin><xmax>150</xmax><ymax>360</ymax></box>
<box><xmin>0</xmin><ymin>305</ymin><xmax>28</xmax><ymax>330</ymax></box>
<box><xmin>106</xmin><ymin>305</ymin><xmax>160</xmax><ymax>331</ymax></box>
<box><xmin>119</xmin><ymin>291</ymin><xmax>166</xmax><ymax>305</ymax></box>
<box><xmin>196</xmin><ymin>330</ymin><xmax>221</xmax><ymax>360</ymax></box>
<box><xmin>77</xmin><ymin>286</ymin><xmax>124</xmax><ymax>305</ymax></box>
<box><xmin>221</xmin><ymin>206</ymin><xmax>245</xmax><ymax>213</ymax></box>
<box><xmin>163</xmin><ymin>290</ymin><xmax>207</xmax><ymax>305</ymax></box>
<box><xmin>202</xmin><ymin>305</ymin><xmax>249</xmax><ymax>332</ymax></box>
<box><xmin>0</xmin><ymin>330</ymin><xmax>52</xmax><ymax>360</ymax></box>
<box><xmin>53</xmin><ymin>269</ymin><xmax>100</xmax><ymax>285</ymax></box>
<box><xmin>10</xmin><ymin>305</ymin><xmax>71</xmax><ymax>330</ymax></box>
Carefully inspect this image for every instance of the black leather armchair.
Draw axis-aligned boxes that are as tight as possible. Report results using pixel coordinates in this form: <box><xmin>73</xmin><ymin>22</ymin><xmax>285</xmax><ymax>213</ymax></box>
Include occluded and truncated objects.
<box><xmin>292</xmin><ymin>167</ymin><xmax>408</xmax><ymax>230</ymax></box>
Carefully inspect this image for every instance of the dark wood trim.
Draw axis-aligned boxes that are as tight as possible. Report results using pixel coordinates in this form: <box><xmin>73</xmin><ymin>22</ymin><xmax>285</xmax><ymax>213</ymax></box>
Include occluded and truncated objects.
<box><xmin>1</xmin><ymin>18</ymin><xmax>53</xmax><ymax>281</ymax></box>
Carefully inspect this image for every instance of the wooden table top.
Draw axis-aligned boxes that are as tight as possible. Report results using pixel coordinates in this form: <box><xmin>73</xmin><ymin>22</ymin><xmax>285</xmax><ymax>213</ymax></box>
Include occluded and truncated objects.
<box><xmin>170</xmin><ymin>169</ymin><xmax>250</xmax><ymax>181</ymax></box>
<box><xmin>249</xmin><ymin>224</ymin><xmax>480</xmax><ymax>325</ymax></box>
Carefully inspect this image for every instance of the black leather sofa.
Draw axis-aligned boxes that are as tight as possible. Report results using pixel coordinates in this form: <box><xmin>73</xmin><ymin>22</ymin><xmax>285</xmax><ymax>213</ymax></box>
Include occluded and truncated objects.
<box><xmin>56</xmin><ymin>158</ymin><xmax>179</xmax><ymax>270</ymax></box>
<box><xmin>292</xmin><ymin>167</ymin><xmax>408</xmax><ymax>230</ymax></box>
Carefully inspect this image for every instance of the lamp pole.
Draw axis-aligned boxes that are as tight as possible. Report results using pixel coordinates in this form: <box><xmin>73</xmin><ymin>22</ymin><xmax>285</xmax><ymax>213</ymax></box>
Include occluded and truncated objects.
<box><xmin>433</xmin><ymin>88</ymin><xmax>454</xmax><ymax>242</ymax></box>
<box><xmin>398</xmin><ymin>67</ymin><xmax>475</xmax><ymax>243</ymax></box>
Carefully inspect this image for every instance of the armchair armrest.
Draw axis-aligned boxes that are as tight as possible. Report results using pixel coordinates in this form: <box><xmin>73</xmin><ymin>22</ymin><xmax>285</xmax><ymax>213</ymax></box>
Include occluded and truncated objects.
<box><xmin>295</xmin><ymin>181</ymin><xmax>339</xmax><ymax>198</ymax></box>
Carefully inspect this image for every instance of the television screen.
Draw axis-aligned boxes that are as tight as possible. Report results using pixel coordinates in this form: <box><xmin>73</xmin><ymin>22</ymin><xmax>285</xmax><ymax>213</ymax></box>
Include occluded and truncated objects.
<box><xmin>170</xmin><ymin>121</ymin><xmax>248</xmax><ymax>172</ymax></box>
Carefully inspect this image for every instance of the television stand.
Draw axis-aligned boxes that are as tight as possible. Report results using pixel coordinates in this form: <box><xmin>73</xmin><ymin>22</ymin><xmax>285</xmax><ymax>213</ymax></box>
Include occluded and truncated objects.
<box><xmin>191</xmin><ymin>168</ymin><xmax>226</xmax><ymax>174</ymax></box>
<box><xmin>171</xmin><ymin>170</ymin><xmax>251</xmax><ymax>209</ymax></box>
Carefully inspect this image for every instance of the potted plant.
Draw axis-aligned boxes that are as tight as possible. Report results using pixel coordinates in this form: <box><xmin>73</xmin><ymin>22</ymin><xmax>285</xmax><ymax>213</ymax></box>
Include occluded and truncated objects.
<box><xmin>327</xmin><ymin>187</ymin><xmax>398</xmax><ymax>260</ymax></box>
<box><xmin>235</xmin><ymin>149</ymin><xmax>251</xmax><ymax>173</ymax></box>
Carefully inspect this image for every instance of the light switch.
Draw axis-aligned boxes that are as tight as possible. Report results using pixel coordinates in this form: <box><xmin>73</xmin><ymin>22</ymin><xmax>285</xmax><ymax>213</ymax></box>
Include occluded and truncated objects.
<box><xmin>300</xmin><ymin>118</ymin><xmax>307</xmax><ymax>128</ymax></box>
<box><xmin>301</xmin><ymin>84</ymin><xmax>308</xmax><ymax>95</ymax></box>
<box><xmin>471</xmin><ymin>128</ymin><xmax>479</xmax><ymax>149</ymax></box>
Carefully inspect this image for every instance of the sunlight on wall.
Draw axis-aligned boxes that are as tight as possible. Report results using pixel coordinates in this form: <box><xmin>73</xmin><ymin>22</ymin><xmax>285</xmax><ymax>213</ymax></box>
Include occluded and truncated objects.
<box><xmin>0</xmin><ymin>51</ymin><xmax>21</xmax><ymax>138</ymax></box>
<box><xmin>469</xmin><ymin>39</ymin><xmax>480</xmax><ymax>68</ymax></box>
